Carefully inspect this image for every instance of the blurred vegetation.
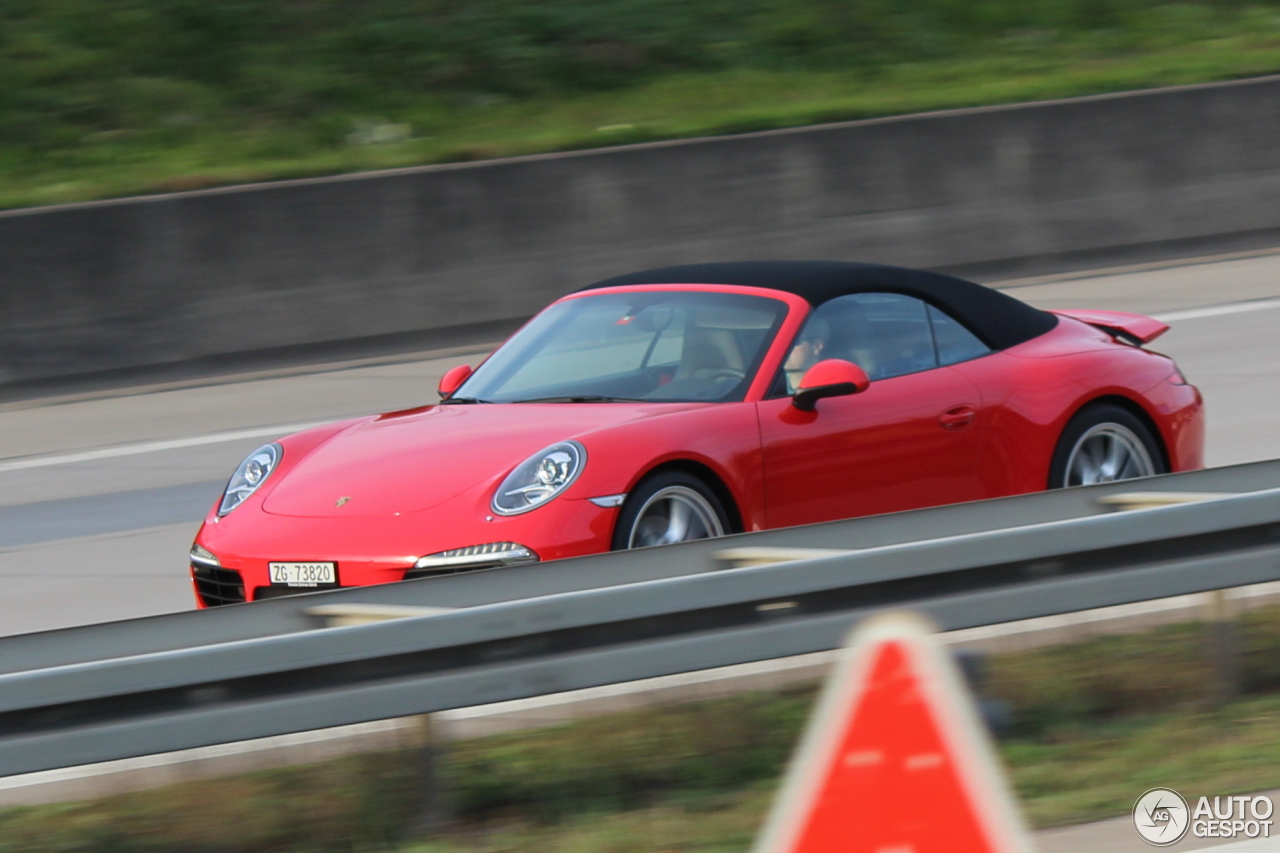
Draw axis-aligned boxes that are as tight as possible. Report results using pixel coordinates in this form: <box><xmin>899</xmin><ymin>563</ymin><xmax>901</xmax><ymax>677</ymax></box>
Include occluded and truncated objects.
<box><xmin>990</xmin><ymin>605</ymin><xmax>1280</xmax><ymax>733</ymax></box>
<box><xmin>5</xmin><ymin>0</ymin><xmax>1280</xmax><ymax>207</ymax></box>
<box><xmin>7</xmin><ymin>608</ymin><xmax>1280</xmax><ymax>850</ymax></box>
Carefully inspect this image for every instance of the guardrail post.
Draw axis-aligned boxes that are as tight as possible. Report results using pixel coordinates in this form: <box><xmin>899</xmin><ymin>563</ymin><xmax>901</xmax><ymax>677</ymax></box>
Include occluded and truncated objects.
<box><xmin>403</xmin><ymin>714</ymin><xmax>451</xmax><ymax>837</ymax></box>
<box><xmin>1204</xmin><ymin>589</ymin><xmax>1241</xmax><ymax>705</ymax></box>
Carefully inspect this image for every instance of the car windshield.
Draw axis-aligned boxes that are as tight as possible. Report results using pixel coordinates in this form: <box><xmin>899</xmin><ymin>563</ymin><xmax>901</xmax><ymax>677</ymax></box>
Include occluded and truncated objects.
<box><xmin>455</xmin><ymin>290</ymin><xmax>788</xmax><ymax>403</ymax></box>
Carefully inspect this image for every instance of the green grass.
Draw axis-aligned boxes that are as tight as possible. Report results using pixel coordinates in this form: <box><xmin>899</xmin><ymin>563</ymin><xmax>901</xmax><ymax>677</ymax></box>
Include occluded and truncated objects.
<box><xmin>1010</xmin><ymin>695</ymin><xmax>1280</xmax><ymax>827</ymax></box>
<box><xmin>7</xmin><ymin>610</ymin><xmax>1280</xmax><ymax>851</ymax></box>
<box><xmin>5</xmin><ymin>0</ymin><xmax>1280</xmax><ymax>209</ymax></box>
<box><xmin>10</xmin><ymin>693</ymin><xmax>1280</xmax><ymax>852</ymax></box>
<box><xmin>397</xmin><ymin>697</ymin><xmax>1280</xmax><ymax>850</ymax></box>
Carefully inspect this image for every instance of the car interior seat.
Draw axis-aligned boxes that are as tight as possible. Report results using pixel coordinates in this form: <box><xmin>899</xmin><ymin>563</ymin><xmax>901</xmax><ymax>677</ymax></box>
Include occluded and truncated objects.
<box><xmin>676</xmin><ymin>326</ymin><xmax>746</xmax><ymax>379</ymax></box>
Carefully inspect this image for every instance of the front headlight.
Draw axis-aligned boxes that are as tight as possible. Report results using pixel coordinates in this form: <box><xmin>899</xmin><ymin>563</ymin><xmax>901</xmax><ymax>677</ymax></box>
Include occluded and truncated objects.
<box><xmin>492</xmin><ymin>440</ymin><xmax>586</xmax><ymax>515</ymax></box>
<box><xmin>218</xmin><ymin>442</ymin><xmax>282</xmax><ymax>516</ymax></box>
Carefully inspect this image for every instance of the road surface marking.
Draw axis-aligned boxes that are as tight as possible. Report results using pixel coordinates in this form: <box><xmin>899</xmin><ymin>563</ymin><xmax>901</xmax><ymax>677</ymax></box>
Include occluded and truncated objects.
<box><xmin>0</xmin><ymin>421</ymin><xmax>329</xmax><ymax>474</ymax></box>
<box><xmin>1154</xmin><ymin>299</ymin><xmax>1280</xmax><ymax>323</ymax></box>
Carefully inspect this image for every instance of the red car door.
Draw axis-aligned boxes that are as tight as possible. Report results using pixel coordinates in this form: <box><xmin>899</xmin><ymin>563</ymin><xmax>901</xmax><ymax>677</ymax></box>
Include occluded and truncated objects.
<box><xmin>758</xmin><ymin>367</ymin><xmax>984</xmax><ymax>527</ymax></box>
<box><xmin>757</xmin><ymin>293</ymin><xmax>987</xmax><ymax>528</ymax></box>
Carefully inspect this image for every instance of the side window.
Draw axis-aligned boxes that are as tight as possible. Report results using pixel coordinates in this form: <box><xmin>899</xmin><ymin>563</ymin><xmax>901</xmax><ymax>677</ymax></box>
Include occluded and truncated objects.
<box><xmin>780</xmin><ymin>293</ymin><xmax>938</xmax><ymax>392</ymax></box>
<box><xmin>927</xmin><ymin>304</ymin><xmax>990</xmax><ymax>366</ymax></box>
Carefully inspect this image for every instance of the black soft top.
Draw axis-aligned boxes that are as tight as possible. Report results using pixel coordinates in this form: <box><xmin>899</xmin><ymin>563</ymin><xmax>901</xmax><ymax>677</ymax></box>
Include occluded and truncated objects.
<box><xmin>580</xmin><ymin>261</ymin><xmax>1057</xmax><ymax>350</ymax></box>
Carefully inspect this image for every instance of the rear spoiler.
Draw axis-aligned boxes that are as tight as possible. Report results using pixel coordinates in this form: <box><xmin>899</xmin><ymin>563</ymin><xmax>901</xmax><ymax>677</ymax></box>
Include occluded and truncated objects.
<box><xmin>1052</xmin><ymin>309</ymin><xmax>1169</xmax><ymax>345</ymax></box>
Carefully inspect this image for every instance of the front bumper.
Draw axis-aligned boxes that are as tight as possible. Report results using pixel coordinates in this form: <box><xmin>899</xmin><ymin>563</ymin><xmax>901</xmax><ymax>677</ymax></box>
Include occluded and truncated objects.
<box><xmin>190</xmin><ymin>495</ymin><xmax>617</xmax><ymax>607</ymax></box>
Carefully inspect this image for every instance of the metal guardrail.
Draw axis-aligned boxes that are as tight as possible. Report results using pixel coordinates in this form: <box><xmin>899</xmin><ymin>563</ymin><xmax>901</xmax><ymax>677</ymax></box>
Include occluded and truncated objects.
<box><xmin>3</xmin><ymin>460</ymin><xmax>1280</xmax><ymax>777</ymax></box>
<box><xmin>6</xmin><ymin>459</ymin><xmax>1280</xmax><ymax>677</ymax></box>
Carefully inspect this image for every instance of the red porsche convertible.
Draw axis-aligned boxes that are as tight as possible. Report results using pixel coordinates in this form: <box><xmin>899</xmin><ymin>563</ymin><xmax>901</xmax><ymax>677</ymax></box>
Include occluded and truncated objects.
<box><xmin>190</xmin><ymin>262</ymin><xmax>1203</xmax><ymax>606</ymax></box>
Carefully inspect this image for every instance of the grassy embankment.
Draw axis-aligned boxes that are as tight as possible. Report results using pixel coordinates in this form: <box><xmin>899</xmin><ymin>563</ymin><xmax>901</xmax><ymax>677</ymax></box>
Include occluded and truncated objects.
<box><xmin>6</xmin><ymin>609</ymin><xmax>1280</xmax><ymax>852</ymax></box>
<box><xmin>6</xmin><ymin>0</ymin><xmax>1280</xmax><ymax>209</ymax></box>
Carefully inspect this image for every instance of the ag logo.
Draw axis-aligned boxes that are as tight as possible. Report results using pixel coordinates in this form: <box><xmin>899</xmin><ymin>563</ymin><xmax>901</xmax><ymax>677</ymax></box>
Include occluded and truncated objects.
<box><xmin>1134</xmin><ymin>787</ymin><xmax>1190</xmax><ymax>846</ymax></box>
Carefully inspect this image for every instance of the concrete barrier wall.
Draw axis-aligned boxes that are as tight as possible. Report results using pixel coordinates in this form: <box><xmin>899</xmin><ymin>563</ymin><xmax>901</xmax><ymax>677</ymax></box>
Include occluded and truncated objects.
<box><xmin>4</xmin><ymin>75</ymin><xmax>1279</xmax><ymax>385</ymax></box>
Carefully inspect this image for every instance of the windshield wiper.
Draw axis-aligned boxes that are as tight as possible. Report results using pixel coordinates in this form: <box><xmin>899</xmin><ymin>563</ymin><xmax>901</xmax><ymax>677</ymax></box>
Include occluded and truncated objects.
<box><xmin>439</xmin><ymin>396</ymin><xmax>492</xmax><ymax>405</ymax></box>
<box><xmin>513</xmin><ymin>395</ymin><xmax>646</xmax><ymax>403</ymax></box>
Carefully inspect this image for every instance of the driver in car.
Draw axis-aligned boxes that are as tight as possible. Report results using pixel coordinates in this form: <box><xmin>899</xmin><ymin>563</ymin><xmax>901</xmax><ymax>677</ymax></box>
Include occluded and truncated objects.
<box><xmin>784</xmin><ymin>318</ymin><xmax>829</xmax><ymax>394</ymax></box>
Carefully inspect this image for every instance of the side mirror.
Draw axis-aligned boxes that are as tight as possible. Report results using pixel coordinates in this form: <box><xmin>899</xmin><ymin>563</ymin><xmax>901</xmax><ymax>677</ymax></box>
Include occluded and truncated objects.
<box><xmin>438</xmin><ymin>364</ymin><xmax>473</xmax><ymax>399</ymax></box>
<box><xmin>792</xmin><ymin>359</ymin><xmax>870</xmax><ymax>412</ymax></box>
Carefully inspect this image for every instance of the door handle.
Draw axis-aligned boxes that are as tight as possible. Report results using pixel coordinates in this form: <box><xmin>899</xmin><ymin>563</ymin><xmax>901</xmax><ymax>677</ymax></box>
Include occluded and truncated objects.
<box><xmin>939</xmin><ymin>405</ymin><xmax>976</xmax><ymax>430</ymax></box>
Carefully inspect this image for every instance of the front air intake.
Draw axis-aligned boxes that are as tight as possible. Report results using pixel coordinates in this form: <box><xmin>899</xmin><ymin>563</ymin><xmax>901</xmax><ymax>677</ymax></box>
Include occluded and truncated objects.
<box><xmin>192</xmin><ymin>564</ymin><xmax>246</xmax><ymax>606</ymax></box>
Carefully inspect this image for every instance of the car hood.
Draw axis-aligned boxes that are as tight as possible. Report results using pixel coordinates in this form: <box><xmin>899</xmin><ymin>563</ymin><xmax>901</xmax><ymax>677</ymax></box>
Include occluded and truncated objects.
<box><xmin>261</xmin><ymin>402</ymin><xmax>700</xmax><ymax>518</ymax></box>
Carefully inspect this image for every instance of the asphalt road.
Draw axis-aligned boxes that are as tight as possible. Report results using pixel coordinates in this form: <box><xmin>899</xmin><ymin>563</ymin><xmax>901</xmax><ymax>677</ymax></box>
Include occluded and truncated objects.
<box><xmin>1</xmin><ymin>249</ymin><xmax>1278</xmax><ymax>637</ymax></box>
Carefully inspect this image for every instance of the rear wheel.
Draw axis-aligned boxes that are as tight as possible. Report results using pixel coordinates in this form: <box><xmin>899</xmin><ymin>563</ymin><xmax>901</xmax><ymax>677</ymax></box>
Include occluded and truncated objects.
<box><xmin>612</xmin><ymin>471</ymin><xmax>730</xmax><ymax>550</ymax></box>
<box><xmin>1049</xmin><ymin>403</ymin><xmax>1165</xmax><ymax>488</ymax></box>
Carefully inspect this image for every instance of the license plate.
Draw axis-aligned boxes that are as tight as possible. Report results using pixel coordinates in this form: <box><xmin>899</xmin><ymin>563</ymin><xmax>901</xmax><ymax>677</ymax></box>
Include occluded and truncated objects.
<box><xmin>269</xmin><ymin>562</ymin><xmax>337</xmax><ymax>587</ymax></box>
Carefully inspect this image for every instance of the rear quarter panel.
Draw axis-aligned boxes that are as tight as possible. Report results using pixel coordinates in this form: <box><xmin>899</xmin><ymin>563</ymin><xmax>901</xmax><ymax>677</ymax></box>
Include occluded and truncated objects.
<box><xmin>949</xmin><ymin>318</ymin><xmax>1197</xmax><ymax>495</ymax></box>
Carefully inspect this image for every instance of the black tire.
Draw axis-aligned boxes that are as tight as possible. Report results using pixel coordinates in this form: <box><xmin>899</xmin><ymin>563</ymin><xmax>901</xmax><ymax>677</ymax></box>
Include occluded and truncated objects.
<box><xmin>1048</xmin><ymin>402</ymin><xmax>1166</xmax><ymax>489</ymax></box>
<box><xmin>611</xmin><ymin>470</ymin><xmax>732</xmax><ymax>550</ymax></box>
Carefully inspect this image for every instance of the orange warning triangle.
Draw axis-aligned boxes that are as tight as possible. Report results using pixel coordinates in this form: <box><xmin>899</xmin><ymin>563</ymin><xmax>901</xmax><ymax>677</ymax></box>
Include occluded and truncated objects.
<box><xmin>753</xmin><ymin>612</ymin><xmax>1036</xmax><ymax>853</ymax></box>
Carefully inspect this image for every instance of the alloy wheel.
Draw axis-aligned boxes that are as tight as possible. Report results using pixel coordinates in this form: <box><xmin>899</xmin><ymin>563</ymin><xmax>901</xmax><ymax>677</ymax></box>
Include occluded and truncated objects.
<box><xmin>1062</xmin><ymin>423</ymin><xmax>1156</xmax><ymax>487</ymax></box>
<box><xmin>627</xmin><ymin>485</ymin><xmax>725</xmax><ymax>548</ymax></box>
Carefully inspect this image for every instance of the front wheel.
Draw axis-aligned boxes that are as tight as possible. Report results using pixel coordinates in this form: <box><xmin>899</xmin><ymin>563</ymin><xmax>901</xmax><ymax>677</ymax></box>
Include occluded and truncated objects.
<box><xmin>1049</xmin><ymin>403</ymin><xmax>1166</xmax><ymax>489</ymax></box>
<box><xmin>612</xmin><ymin>471</ymin><xmax>730</xmax><ymax>550</ymax></box>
